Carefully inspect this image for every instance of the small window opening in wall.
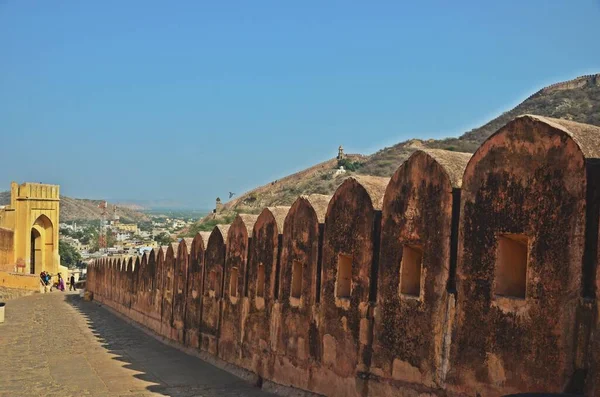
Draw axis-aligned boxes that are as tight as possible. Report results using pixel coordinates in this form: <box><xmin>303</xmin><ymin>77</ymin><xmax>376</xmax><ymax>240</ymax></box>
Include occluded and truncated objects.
<box><xmin>230</xmin><ymin>267</ymin><xmax>238</xmax><ymax>298</ymax></box>
<box><xmin>495</xmin><ymin>234</ymin><xmax>528</xmax><ymax>299</ymax></box>
<box><xmin>336</xmin><ymin>254</ymin><xmax>352</xmax><ymax>298</ymax></box>
<box><xmin>256</xmin><ymin>264</ymin><xmax>265</xmax><ymax>297</ymax></box>
<box><xmin>291</xmin><ymin>260</ymin><xmax>303</xmax><ymax>299</ymax></box>
<box><xmin>400</xmin><ymin>245</ymin><xmax>423</xmax><ymax>297</ymax></box>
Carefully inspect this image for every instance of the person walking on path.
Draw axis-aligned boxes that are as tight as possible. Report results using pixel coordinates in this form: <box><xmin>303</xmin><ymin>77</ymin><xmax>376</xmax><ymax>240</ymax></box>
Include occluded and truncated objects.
<box><xmin>69</xmin><ymin>275</ymin><xmax>76</xmax><ymax>291</ymax></box>
<box><xmin>57</xmin><ymin>273</ymin><xmax>65</xmax><ymax>292</ymax></box>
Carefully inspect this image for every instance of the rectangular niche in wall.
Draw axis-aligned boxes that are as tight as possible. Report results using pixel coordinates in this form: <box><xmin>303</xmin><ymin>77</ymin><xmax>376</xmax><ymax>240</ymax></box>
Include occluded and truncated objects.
<box><xmin>256</xmin><ymin>264</ymin><xmax>265</xmax><ymax>297</ymax></box>
<box><xmin>495</xmin><ymin>234</ymin><xmax>528</xmax><ymax>299</ymax></box>
<box><xmin>291</xmin><ymin>260</ymin><xmax>303</xmax><ymax>299</ymax></box>
<box><xmin>337</xmin><ymin>253</ymin><xmax>352</xmax><ymax>298</ymax></box>
<box><xmin>230</xmin><ymin>267</ymin><xmax>238</xmax><ymax>298</ymax></box>
<box><xmin>400</xmin><ymin>245</ymin><xmax>423</xmax><ymax>298</ymax></box>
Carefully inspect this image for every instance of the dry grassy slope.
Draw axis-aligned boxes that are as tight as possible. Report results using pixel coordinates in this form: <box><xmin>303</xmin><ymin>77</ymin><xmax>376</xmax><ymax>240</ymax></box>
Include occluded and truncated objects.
<box><xmin>360</xmin><ymin>73</ymin><xmax>600</xmax><ymax>177</ymax></box>
<box><xmin>223</xmin><ymin>154</ymin><xmax>367</xmax><ymax>213</ymax></box>
<box><xmin>0</xmin><ymin>191</ymin><xmax>149</xmax><ymax>223</ymax></box>
<box><xmin>218</xmin><ymin>73</ymin><xmax>599</xmax><ymax>217</ymax></box>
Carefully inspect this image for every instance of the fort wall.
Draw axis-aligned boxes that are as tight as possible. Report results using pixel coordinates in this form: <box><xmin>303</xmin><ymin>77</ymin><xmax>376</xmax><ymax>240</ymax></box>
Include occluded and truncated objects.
<box><xmin>87</xmin><ymin>115</ymin><xmax>600</xmax><ymax>396</ymax></box>
<box><xmin>0</xmin><ymin>227</ymin><xmax>15</xmax><ymax>272</ymax></box>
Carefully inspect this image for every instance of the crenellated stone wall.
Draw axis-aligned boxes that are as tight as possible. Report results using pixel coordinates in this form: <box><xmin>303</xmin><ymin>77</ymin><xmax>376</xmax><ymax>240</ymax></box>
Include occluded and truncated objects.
<box><xmin>87</xmin><ymin>114</ymin><xmax>600</xmax><ymax>397</ymax></box>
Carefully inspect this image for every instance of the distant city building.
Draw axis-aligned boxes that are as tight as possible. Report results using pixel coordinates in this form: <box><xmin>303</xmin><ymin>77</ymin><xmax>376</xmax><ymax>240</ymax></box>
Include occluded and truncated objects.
<box><xmin>113</xmin><ymin>223</ymin><xmax>138</xmax><ymax>234</ymax></box>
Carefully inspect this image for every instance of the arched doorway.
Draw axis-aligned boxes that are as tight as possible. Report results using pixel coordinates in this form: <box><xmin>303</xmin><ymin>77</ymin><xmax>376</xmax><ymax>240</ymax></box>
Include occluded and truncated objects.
<box><xmin>31</xmin><ymin>229</ymin><xmax>41</xmax><ymax>274</ymax></box>
<box><xmin>30</xmin><ymin>215</ymin><xmax>54</xmax><ymax>275</ymax></box>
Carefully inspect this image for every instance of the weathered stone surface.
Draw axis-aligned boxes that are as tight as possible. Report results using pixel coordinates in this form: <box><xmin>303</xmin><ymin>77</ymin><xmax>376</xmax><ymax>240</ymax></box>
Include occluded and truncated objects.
<box><xmin>161</xmin><ymin>243</ymin><xmax>178</xmax><ymax>339</ymax></box>
<box><xmin>371</xmin><ymin>149</ymin><xmax>470</xmax><ymax>390</ymax></box>
<box><xmin>184</xmin><ymin>232</ymin><xmax>207</xmax><ymax>348</ymax></box>
<box><xmin>201</xmin><ymin>225</ymin><xmax>228</xmax><ymax>354</ymax></box>
<box><xmin>272</xmin><ymin>196</ymin><xmax>326</xmax><ymax>390</ymax></box>
<box><xmin>242</xmin><ymin>207</ymin><xmax>289</xmax><ymax>377</ymax></box>
<box><xmin>86</xmin><ymin>115</ymin><xmax>600</xmax><ymax>397</ymax></box>
<box><xmin>315</xmin><ymin>177</ymin><xmax>386</xmax><ymax>397</ymax></box>
<box><xmin>451</xmin><ymin>115</ymin><xmax>592</xmax><ymax>395</ymax></box>
<box><xmin>172</xmin><ymin>238</ymin><xmax>192</xmax><ymax>343</ymax></box>
<box><xmin>220</xmin><ymin>214</ymin><xmax>258</xmax><ymax>365</ymax></box>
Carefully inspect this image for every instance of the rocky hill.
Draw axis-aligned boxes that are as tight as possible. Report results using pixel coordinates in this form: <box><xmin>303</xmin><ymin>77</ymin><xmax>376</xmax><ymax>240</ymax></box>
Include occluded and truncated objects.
<box><xmin>0</xmin><ymin>192</ymin><xmax>150</xmax><ymax>223</ymax></box>
<box><xmin>199</xmin><ymin>73</ymin><xmax>599</xmax><ymax>224</ymax></box>
<box><xmin>360</xmin><ymin>73</ymin><xmax>600</xmax><ymax>177</ymax></box>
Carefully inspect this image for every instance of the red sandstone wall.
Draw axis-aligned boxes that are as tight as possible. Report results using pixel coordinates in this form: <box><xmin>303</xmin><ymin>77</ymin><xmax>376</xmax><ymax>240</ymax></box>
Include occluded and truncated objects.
<box><xmin>86</xmin><ymin>115</ymin><xmax>600</xmax><ymax>397</ymax></box>
<box><xmin>241</xmin><ymin>208</ymin><xmax>282</xmax><ymax>377</ymax></box>
<box><xmin>200</xmin><ymin>227</ymin><xmax>226</xmax><ymax>355</ymax></box>
<box><xmin>451</xmin><ymin>116</ymin><xmax>586</xmax><ymax>395</ymax></box>
<box><xmin>161</xmin><ymin>244</ymin><xmax>178</xmax><ymax>339</ymax></box>
<box><xmin>220</xmin><ymin>215</ymin><xmax>256</xmax><ymax>366</ymax></box>
<box><xmin>185</xmin><ymin>234</ymin><xmax>206</xmax><ymax>349</ymax></box>
<box><xmin>273</xmin><ymin>197</ymin><xmax>322</xmax><ymax>390</ymax></box>
<box><xmin>315</xmin><ymin>178</ymin><xmax>379</xmax><ymax>397</ymax></box>
<box><xmin>371</xmin><ymin>150</ymin><xmax>456</xmax><ymax>393</ymax></box>
<box><xmin>172</xmin><ymin>239</ymin><xmax>191</xmax><ymax>343</ymax></box>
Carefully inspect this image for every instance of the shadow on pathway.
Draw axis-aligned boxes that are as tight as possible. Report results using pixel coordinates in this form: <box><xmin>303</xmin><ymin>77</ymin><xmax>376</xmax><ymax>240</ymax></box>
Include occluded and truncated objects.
<box><xmin>65</xmin><ymin>294</ymin><xmax>272</xmax><ymax>397</ymax></box>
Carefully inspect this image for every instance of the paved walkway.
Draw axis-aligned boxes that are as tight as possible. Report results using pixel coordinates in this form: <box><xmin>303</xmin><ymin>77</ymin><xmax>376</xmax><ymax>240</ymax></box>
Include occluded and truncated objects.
<box><xmin>0</xmin><ymin>292</ymin><xmax>273</xmax><ymax>397</ymax></box>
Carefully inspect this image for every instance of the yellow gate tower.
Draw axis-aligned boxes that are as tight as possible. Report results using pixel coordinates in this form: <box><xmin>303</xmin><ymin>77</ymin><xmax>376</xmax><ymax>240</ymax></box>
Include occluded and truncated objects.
<box><xmin>0</xmin><ymin>182</ymin><xmax>60</xmax><ymax>276</ymax></box>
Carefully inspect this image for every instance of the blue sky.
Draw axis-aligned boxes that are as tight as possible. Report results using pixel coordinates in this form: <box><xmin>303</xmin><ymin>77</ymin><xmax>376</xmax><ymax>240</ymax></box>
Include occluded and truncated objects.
<box><xmin>1</xmin><ymin>1</ymin><xmax>599</xmax><ymax>209</ymax></box>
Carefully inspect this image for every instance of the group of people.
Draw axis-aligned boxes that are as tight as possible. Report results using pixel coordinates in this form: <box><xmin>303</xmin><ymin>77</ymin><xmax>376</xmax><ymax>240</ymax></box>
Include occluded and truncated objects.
<box><xmin>39</xmin><ymin>271</ymin><xmax>77</xmax><ymax>292</ymax></box>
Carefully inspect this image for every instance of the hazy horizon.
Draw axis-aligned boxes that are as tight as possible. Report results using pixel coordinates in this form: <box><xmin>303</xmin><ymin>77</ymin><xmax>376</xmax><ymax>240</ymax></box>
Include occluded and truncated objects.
<box><xmin>2</xmin><ymin>1</ymin><xmax>599</xmax><ymax>208</ymax></box>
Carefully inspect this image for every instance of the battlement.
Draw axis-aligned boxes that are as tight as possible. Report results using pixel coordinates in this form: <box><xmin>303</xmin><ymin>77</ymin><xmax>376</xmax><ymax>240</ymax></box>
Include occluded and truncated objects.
<box><xmin>11</xmin><ymin>181</ymin><xmax>60</xmax><ymax>202</ymax></box>
<box><xmin>525</xmin><ymin>73</ymin><xmax>599</xmax><ymax>102</ymax></box>
<box><xmin>87</xmin><ymin>114</ymin><xmax>600</xmax><ymax>397</ymax></box>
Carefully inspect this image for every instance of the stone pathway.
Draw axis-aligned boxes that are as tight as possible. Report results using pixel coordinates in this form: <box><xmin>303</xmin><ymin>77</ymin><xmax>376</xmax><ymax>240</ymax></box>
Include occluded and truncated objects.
<box><xmin>0</xmin><ymin>292</ymin><xmax>274</xmax><ymax>397</ymax></box>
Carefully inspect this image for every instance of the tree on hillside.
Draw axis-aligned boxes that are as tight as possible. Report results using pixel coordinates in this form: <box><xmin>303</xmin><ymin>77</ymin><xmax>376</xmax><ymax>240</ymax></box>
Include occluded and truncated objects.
<box><xmin>154</xmin><ymin>232</ymin><xmax>173</xmax><ymax>246</ymax></box>
<box><xmin>59</xmin><ymin>240</ymin><xmax>82</xmax><ymax>269</ymax></box>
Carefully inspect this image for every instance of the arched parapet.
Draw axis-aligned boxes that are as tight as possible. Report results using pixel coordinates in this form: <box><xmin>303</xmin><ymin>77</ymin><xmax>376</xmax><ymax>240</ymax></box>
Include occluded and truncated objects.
<box><xmin>201</xmin><ymin>224</ymin><xmax>229</xmax><ymax>354</ymax></box>
<box><xmin>315</xmin><ymin>176</ymin><xmax>388</xmax><ymax>396</ymax></box>
<box><xmin>219</xmin><ymin>214</ymin><xmax>258</xmax><ymax>364</ymax></box>
<box><xmin>123</xmin><ymin>257</ymin><xmax>134</xmax><ymax>309</ymax></box>
<box><xmin>370</xmin><ymin>149</ymin><xmax>471</xmax><ymax>390</ymax></box>
<box><xmin>117</xmin><ymin>257</ymin><xmax>126</xmax><ymax>307</ymax></box>
<box><xmin>248</xmin><ymin>207</ymin><xmax>289</xmax><ymax>307</ymax></box>
<box><xmin>161</xmin><ymin>243</ymin><xmax>178</xmax><ymax>338</ymax></box>
<box><xmin>111</xmin><ymin>258</ymin><xmax>122</xmax><ymax>307</ymax></box>
<box><xmin>104</xmin><ymin>258</ymin><xmax>112</xmax><ymax>301</ymax></box>
<box><xmin>131</xmin><ymin>256</ymin><xmax>140</xmax><ymax>306</ymax></box>
<box><xmin>242</xmin><ymin>206</ymin><xmax>290</xmax><ymax>374</ymax></box>
<box><xmin>147</xmin><ymin>247</ymin><xmax>166</xmax><ymax>333</ymax></box>
<box><xmin>132</xmin><ymin>255</ymin><xmax>141</xmax><ymax>292</ymax></box>
<box><xmin>138</xmin><ymin>252</ymin><xmax>150</xmax><ymax>292</ymax></box>
<box><xmin>96</xmin><ymin>259</ymin><xmax>104</xmax><ymax>299</ymax></box>
<box><xmin>273</xmin><ymin>195</ymin><xmax>331</xmax><ymax>389</ymax></box>
<box><xmin>185</xmin><ymin>232</ymin><xmax>208</xmax><ymax>348</ymax></box>
<box><xmin>134</xmin><ymin>252</ymin><xmax>151</xmax><ymax>315</ymax></box>
<box><xmin>451</xmin><ymin>115</ymin><xmax>600</xmax><ymax>395</ymax></box>
<box><xmin>172</xmin><ymin>238</ymin><xmax>193</xmax><ymax>342</ymax></box>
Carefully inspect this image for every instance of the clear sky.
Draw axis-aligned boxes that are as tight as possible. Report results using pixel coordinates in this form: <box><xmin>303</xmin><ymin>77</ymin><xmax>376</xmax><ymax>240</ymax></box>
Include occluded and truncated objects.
<box><xmin>1</xmin><ymin>1</ymin><xmax>599</xmax><ymax>209</ymax></box>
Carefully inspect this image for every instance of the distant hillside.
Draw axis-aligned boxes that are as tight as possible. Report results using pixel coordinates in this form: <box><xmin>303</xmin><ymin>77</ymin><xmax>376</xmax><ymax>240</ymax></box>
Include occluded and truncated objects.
<box><xmin>188</xmin><ymin>73</ymin><xmax>600</xmax><ymax>231</ymax></box>
<box><xmin>360</xmin><ymin>73</ymin><xmax>600</xmax><ymax>177</ymax></box>
<box><xmin>0</xmin><ymin>192</ymin><xmax>150</xmax><ymax>223</ymax></box>
<box><xmin>223</xmin><ymin>154</ymin><xmax>366</xmax><ymax>213</ymax></box>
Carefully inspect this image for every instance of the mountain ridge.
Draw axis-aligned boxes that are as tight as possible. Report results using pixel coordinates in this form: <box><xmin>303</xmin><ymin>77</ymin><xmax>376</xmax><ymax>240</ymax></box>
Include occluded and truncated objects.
<box><xmin>0</xmin><ymin>191</ymin><xmax>150</xmax><ymax>223</ymax></box>
<box><xmin>213</xmin><ymin>73</ymin><xmax>600</xmax><ymax>218</ymax></box>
